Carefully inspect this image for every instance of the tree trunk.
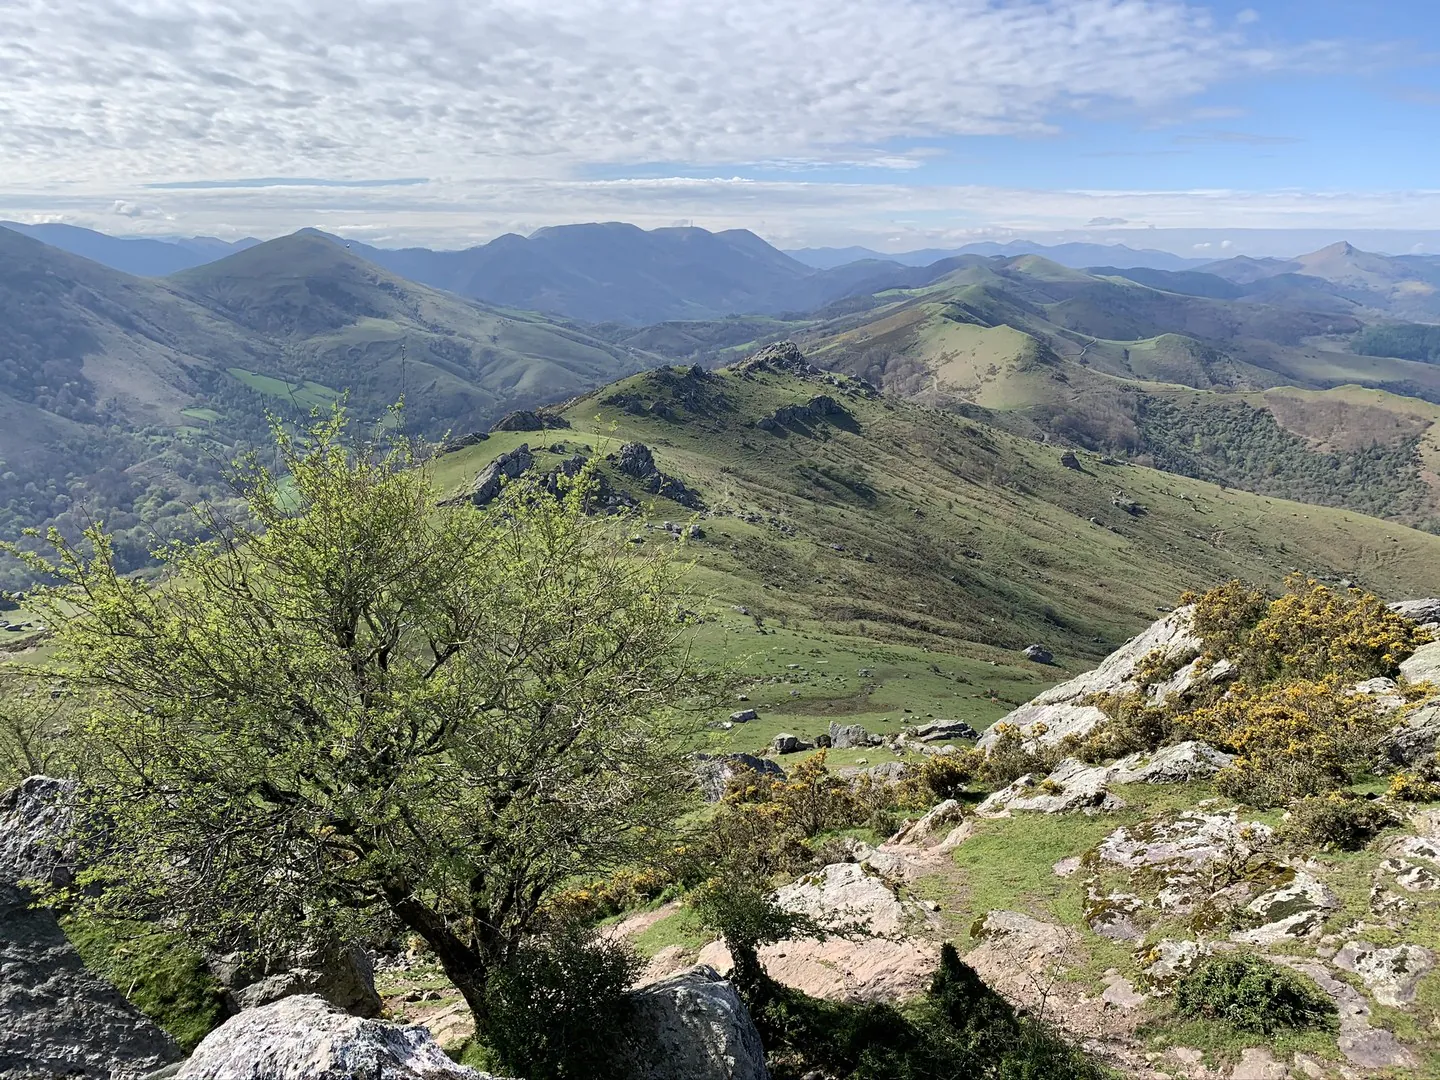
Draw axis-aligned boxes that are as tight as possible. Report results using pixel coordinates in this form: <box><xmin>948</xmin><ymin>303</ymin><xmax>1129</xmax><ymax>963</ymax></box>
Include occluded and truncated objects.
<box><xmin>383</xmin><ymin>883</ymin><xmax>491</xmax><ymax>1028</ymax></box>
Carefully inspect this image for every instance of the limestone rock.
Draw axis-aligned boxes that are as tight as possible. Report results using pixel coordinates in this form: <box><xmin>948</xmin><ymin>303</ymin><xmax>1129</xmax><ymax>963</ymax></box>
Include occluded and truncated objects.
<box><xmin>211</xmin><ymin>941</ymin><xmax>381</xmax><ymax>1018</ymax></box>
<box><xmin>827</xmin><ymin>721</ymin><xmax>878</xmax><ymax>750</ymax></box>
<box><xmin>447</xmin><ymin>444</ymin><xmax>533</xmax><ymax>508</ymax></box>
<box><xmin>1021</xmin><ymin>644</ymin><xmax>1053</xmax><ymax>665</ymax></box>
<box><xmin>608</xmin><ymin>442</ymin><xmax>704</xmax><ymax>509</ymax></box>
<box><xmin>626</xmin><ymin>966</ymin><xmax>769</xmax><ymax>1080</ymax></box>
<box><xmin>1272</xmin><ymin>958</ymin><xmax>1417</xmax><ymax>1071</ymax></box>
<box><xmin>771</xmin><ymin>733</ymin><xmax>813</xmax><ymax>755</ymax></box>
<box><xmin>1381</xmin><ymin>702</ymin><xmax>1440</xmax><ymax>766</ymax></box>
<box><xmin>1095</xmin><ymin>812</ymin><xmax>1272</xmax><ymax>872</ymax></box>
<box><xmin>729</xmin><ymin>709</ymin><xmax>758</xmax><ymax>723</ymax></box>
<box><xmin>980</xmin><ymin>607</ymin><xmax>1200</xmax><ymax>754</ymax></box>
<box><xmin>1147</xmin><ymin>657</ymin><xmax>1236</xmax><ymax>707</ymax></box>
<box><xmin>491</xmin><ymin>409</ymin><xmax>567</xmax><ymax>433</ymax></box>
<box><xmin>1389</xmin><ymin>598</ymin><xmax>1440</xmax><ymax>630</ymax></box>
<box><xmin>1333</xmin><ymin>941</ymin><xmax>1434</xmax><ymax>1007</ymax></box>
<box><xmin>1109</xmin><ymin>741</ymin><xmax>1234</xmax><ymax>784</ymax></box>
<box><xmin>0</xmin><ymin>775</ymin><xmax>76</xmax><ymax>891</ymax></box>
<box><xmin>977</xmin><ymin>758</ymin><xmax>1126</xmax><ymax>816</ymax></box>
<box><xmin>976</xmin><ymin>704</ymin><xmax>1109</xmax><ymax>752</ymax></box>
<box><xmin>1351</xmin><ymin>676</ymin><xmax>1406</xmax><ymax>712</ymax></box>
<box><xmin>774</xmin><ymin>862</ymin><xmax>908</xmax><ymax>934</ymax></box>
<box><xmin>1232</xmin><ymin>872</ymin><xmax>1339</xmax><ymax>946</ymax></box>
<box><xmin>909</xmin><ymin>720</ymin><xmax>979</xmax><ymax>743</ymax></box>
<box><xmin>1228</xmin><ymin>1047</ymin><xmax>1287</xmax><ymax>1080</ymax></box>
<box><xmin>1136</xmin><ymin>939</ymin><xmax>1209</xmax><ymax>991</ymax></box>
<box><xmin>172</xmin><ymin>994</ymin><xmax>499</xmax><ymax>1080</ymax></box>
<box><xmin>692</xmin><ymin>754</ymin><xmax>785</xmax><ymax>803</ymax></box>
<box><xmin>1400</xmin><ymin>640</ymin><xmax>1440</xmax><ymax>686</ymax></box>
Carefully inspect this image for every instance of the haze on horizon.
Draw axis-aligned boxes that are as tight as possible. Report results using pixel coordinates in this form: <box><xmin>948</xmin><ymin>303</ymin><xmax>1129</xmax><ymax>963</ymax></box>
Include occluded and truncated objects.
<box><xmin>3</xmin><ymin>0</ymin><xmax>1439</xmax><ymax>256</ymax></box>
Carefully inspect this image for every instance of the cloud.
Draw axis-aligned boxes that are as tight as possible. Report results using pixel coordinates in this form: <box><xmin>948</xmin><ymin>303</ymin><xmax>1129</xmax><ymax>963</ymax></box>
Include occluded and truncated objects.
<box><xmin>1173</xmin><ymin>131</ymin><xmax>1301</xmax><ymax>145</ymax></box>
<box><xmin>0</xmin><ymin>0</ymin><xmax>1305</xmax><ymax>190</ymax></box>
<box><xmin>1088</xmin><ymin>216</ymin><xmax>1131</xmax><ymax>226</ymax></box>
<box><xmin>109</xmin><ymin>199</ymin><xmax>166</xmax><ymax>219</ymax></box>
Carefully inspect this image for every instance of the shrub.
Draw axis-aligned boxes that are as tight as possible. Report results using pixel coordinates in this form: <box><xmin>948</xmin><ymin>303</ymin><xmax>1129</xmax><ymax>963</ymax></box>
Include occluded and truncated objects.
<box><xmin>981</xmin><ymin>723</ymin><xmax>1061</xmax><ymax>786</ymax></box>
<box><xmin>1190</xmin><ymin>677</ymin><xmax>1389</xmax><ymax>807</ymax></box>
<box><xmin>1076</xmin><ymin>691</ymin><xmax>1178</xmax><ymax>760</ymax></box>
<box><xmin>480</xmin><ymin>927</ymin><xmax>640</xmax><ymax>1080</ymax></box>
<box><xmin>895</xmin><ymin>752</ymin><xmax>978</xmax><ymax>808</ymax></box>
<box><xmin>1279</xmin><ymin>792</ymin><xmax>1401</xmax><ymax>851</ymax></box>
<box><xmin>1174</xmin><ymin>952</ymin><xmax>1337</xmax><ymax>1035</ymax></box>
<box><xmin>1388</xmin><ymin>767</ymin><xmax>1440</xmax><ymax>803</ymax></box>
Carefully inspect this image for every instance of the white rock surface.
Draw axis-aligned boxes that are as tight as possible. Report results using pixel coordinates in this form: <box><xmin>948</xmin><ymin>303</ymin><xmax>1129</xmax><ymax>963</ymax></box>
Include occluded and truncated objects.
<box><xmin>173</xmin><ymin>994</ymin><xmax>499</xmax><ymax>1080</ymax></box>
<box><xmin>627</xmin><ymin>966</ymin><xmax>770</xmax><ymax>1080</ymax></box>
<box><xmin>1095</xmin><ymin>812</ymin><xmax>1272</xmax><ymax>871</ymax></box>
<box><xmin>976</xmin><ymin>758</ymin><xmax>1126</xmax><ymax>816</ymax></box>
<box><xmin>1273</xmin><ymin>958</ymin><xmax>1418</xmax><ymax>1071</ymax></box>
<box><xmin>976</xmin><ymin>704</ymin><xmax>1109</xmax><ymax>751</ymax></box>
<box><xmin>1400</xmin><ymin>640</ymin><xmax>1440</xmax><ymax>686</ymax></box>
<box><xmin>1333</xmin><ymin>941</ymin><xmax>1434</xmax><ymax>1007</ymax></box>
<box><xmin>1110</xmin><ymin>741</ymin><xmax>1234</xmax><ymax>784</ymax></box>
<box><xmin>773</xmin><ymin>862</ymin><xmax>909</xmax><ymax>934</ymax></box>
<box><xmin>1232</xmin><ymin>872</ymin><xmax>1339</xmax><ymax>946</ymax></box>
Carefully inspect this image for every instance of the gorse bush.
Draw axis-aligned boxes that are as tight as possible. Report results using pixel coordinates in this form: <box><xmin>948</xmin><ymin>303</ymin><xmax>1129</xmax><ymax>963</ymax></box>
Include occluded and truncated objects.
<box><xmin>1174</xmin><ymin>952</ymin><xmax>1337</xmax><ymax>1035</ymax></box>
<box><xmin>1190</xmin><ymin>677</ymin><xmax>1390</xmax><ymax>807</ymax></box>
<box><xmin>1279</xmin><ymin>791</ymin><xmax>1401</xmax><ymax>851</ymax></box>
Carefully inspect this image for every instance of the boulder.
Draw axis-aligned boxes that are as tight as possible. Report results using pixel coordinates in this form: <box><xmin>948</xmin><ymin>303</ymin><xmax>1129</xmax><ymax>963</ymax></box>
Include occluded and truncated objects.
<box><xmin>888</xmin><ymin>800</ymin><xmax>966</xmax><ymax>847</ymax></box>
<box><xmin>976</xmin><ymin>758</ymin><xmax>1125</xmax><ymax>816</ymax></box>
<box><xmin>626</xmin><ymin>966</ymin><xmax>769</xmax><ymax>1080</ymax></box>
<box><xmin>0</xmin><ymin>774</ymin><xmax>76</xmax><ymax>890</ymax></box>
<box><xmin>1094</xmin><ymin>812</ymin><xmax>1273</xmax><ymax>872</ymax></box>
<box><xmin>1389</xmin><ymin>598</ymin><xmax>1440</xmax><ymax>630</ymax></box>
<box><xmin>771</xmin><ymin>733</ymin><xmax>812</xmax><ymax>755</ymax></box>
<box><xmin>1381</xmin><ymin>702</ymin><xmax>1440</xmax><ymax>765</ymax></box>
<box><xmin>0</xmin><ymin>883</ymin><xmax>182</xmax><ymax>1080</ymax></box>
<box><xmin>980</xmin><ymin>607</ymin><xmax>1200</xmax><ymax>753</ymax></box>
<box><xmin>210</xmin><ymin>941</ymin><xmax>381</xmax><ymax>1018</ymax></box>
<box><xmin>1147</xmin><ymin>656</ymin><xmax>1236</xmax><ymax>707</ymax></box>
<box><xmin>170</xmin><ymin>994</ymin><xmax>502</xmax><ymax>1080</ymax></box>
<box><xmin>1232</xmin><ymin>872</ymin><xmax>1339</xmax><ymax>946</ymax></box>
<box><xmin>692</xmin><ymin>754</ymin><xmax>785</xmax><ymax>803</ymax></box>
<box><xmin>827</xmin><ymin>722</ymin><xmax>878</xmax><ymax>750</ymax></box>
<box><xmin>729</xmin><ymin>709</ymin><xmax>758</xmax><ymax>724</ymax></box>
<box><xmin>910</xmin><ymin>721</ymin><xmax>979</xmax><ymax>743</ymax></box>
<box><xmin>774</xmin><ymin>862</ymin><xmax>909</xmax><ymax>934</ymax></box>
<box><xmin>1109</xmin><ymin>741</ymin><xmax>1234</xmax><ymax>784</ymax></box>
<box><xmin>1021</xmin><ymin>644</ymin><xmax>1053</xmax><ymax>665</ymax></box>
<box><xmin>1400</xmin><ymin>641</ymin><xmax>1440</xmax><ymax>686</ymax></box>
<box><xmin>447</xmin><ymin>445</ymin><xmax>534</xmax><ymax>508</ymax></box>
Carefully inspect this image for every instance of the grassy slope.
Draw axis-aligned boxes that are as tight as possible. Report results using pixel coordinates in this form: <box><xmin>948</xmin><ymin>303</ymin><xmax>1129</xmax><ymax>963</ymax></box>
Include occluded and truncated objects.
<box><xmin>431</xmin><ymin>361</ymin><xmax>1440</xmax><ymax>756</ymax></box>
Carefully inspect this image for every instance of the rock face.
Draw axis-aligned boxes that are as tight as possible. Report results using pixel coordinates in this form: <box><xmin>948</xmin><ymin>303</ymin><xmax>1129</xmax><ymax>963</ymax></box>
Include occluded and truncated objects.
<box><xmin>1400</xmin><ymin>640</ymin><xmax>1440</xmax><ymax>685</ymax></box>
<box><xmin>979</xmin><ymin>607</ymin><xmax>1200</xmax><ymax>751</ymax></box>
<box><xmin>608</xmin><ymin>442</ymin><xmax>705</xmax><ymax>509</ymax></box>
<box><xmin>827</xmin><ymin>721</ymin><xmax>878</xmax><ymax>750</ymax></box>
<box><xmin>1</xmin><ymin>777</ymin><xmax>181</xmax><ymax>1080</ymax></box>
<box><xmin>1389</xmin><ymin>598</ymin><xmax>1440</xmax><ymax>630</ymax></box>
<box><xmin>1109</xmin><ymin>741</ymin><xmax>1233</xmax><ymax>784</ymax></box>
<box><xmin>977</xmin><ymin>758</ymin><xmax>1126</xmax><ymax>816</ymax></box>
<box><xmin>172</xmin><ymin>994</ymin><xmax>501</xmax><ymax>1080</ymax></box>
<box><xmin>626</xmin><ymin>967</ymin><xmax>769</xmax><ymax>1080</ymax></box>
<box><xmin>756</xmin><ymin>395</ymin><xmax>850</xmax><ymax>434</ymax></box>
<box><xmin>1382</xmin><ymin>702</ymin><xmax>1440</xmax><ymax>765</ymax></box>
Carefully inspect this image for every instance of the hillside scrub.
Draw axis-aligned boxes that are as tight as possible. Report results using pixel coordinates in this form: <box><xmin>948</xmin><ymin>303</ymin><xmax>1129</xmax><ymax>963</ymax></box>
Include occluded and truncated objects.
<box><xmin>17</xmin><ymin>410</ymin><xmax>726</xmax><ymax>1038</ymax></box>
<box><xmin>1173</xmin><ymin>952</ymin><xmax>1337</xmax><ymax>1036</ymax></box>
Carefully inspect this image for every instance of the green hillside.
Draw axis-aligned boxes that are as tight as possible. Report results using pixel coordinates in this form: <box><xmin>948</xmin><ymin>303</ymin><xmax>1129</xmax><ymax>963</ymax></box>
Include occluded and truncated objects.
<box><xmin>0</xmin><ymin>227</ymin><xmax>655</xmax><ymax>586</ymax></box>
<box><xmin>430</xmin><ymin>347</ymin><xmax>1440</xmax><ymax>760</ymax></box>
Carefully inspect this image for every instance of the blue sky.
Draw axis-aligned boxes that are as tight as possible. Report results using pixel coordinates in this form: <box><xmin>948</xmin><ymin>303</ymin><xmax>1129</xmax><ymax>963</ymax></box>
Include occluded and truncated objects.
<box><xmin>2</xmin><ymin>0</ymin><xmax>1438</xmax><ymax>252</ymax></box>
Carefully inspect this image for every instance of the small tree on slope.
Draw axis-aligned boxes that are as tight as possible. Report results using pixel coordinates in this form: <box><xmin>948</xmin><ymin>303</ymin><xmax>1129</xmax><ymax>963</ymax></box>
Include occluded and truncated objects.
<box><xmin>20</xmin><ymin>412</ymin><xmax>721</xmax><ymax>1031</ymax></box>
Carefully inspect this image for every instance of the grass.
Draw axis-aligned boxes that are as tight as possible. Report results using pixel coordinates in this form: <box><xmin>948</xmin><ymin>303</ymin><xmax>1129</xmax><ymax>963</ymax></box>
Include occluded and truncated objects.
<box><xmin>226</xmin><ymin>368</ymin><xmax>341</xmax><ymax>410</ymax></box>
<box><xmin>630</xmin><ymin>906</ymin><xmax>711</xmax><ymax>958</ymax></box>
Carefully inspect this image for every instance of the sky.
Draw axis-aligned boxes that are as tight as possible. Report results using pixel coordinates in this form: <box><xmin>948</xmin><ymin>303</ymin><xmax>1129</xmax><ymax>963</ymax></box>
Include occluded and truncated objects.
<box><xmin>2</xmin><ymin>0</ymin><xmax>1439</xmax><ymax>253</ymax></box>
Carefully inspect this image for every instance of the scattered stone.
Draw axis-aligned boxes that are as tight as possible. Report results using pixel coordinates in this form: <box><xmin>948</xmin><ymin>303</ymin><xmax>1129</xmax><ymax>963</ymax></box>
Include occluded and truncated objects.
<box><xmin>1052</xmin><ymin>856</ymin><xmax>1082</xmax><ymax>877</ymax></box>
<box><xmin>1086</xmin><ymin>890</ymin><xmax>1146</xmax><ymax>942</ymax></box>
<box><xmin>910</xmin><ymin>721</ymin><xmax>979</xmax><ymax>743</ymax></box>
<box><xmin>1228</xmin><ymin>1047</ymin><xmax>1287</xmax><ymax>1080</ymax></box>
<box><xmin>771</xmin><ymin>734</ymin><xmax>813</xmax><ymax>755</ymax></box>
<box><xmin>1333</xmin><ymin>941</ymin><xmax>1434</xmax><ymax>1007</ymax></box>
<box><xmin>729</xmin><ymin>709</ymin><xmax>758</xmax><ymax>723</ymax></box>
<box><xmin>607</xmin><ymin>442</ymin><xmax>705</xmax><ymax>509</ymax></box>
<box><xmin>626</xmin><ymin>966</ymin><xmax>770</xmax><ymax>1080</ymax></box>
<box><xmin>1136</xmin><ymin>939</ymin><xmax>1209</xmax><ymax>991</ymax></box>
<box><xmin>888</xmin><ymin>800</ymin><xmax>967</xmax><ymax>849</ymax></box>
<box><xmin>1096</xmin><ymin>812</ymin><xmax>1272</xmax><ymax>873</ymax></box>
<box><xmin>210</xmin><ymin>941</ymin><xmax>381</xmax><ymax>1017</ymax></box>
<box><xmin>1099</xmin><ymin>974</ymin><xmax>1146</xmax><ymax>1010</ymax></box>
<box><xmin>171</xmin><ymin>994</ymin><xmax>502</xmax><ymax>1080</ymax></box>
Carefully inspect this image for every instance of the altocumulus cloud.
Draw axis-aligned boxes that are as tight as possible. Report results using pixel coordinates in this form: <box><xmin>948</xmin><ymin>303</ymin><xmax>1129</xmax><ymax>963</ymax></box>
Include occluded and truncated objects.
<box><xmin>2</xmin><ymin>0</ymin><xmax>1285</xmax><ymax>181</ymax></box>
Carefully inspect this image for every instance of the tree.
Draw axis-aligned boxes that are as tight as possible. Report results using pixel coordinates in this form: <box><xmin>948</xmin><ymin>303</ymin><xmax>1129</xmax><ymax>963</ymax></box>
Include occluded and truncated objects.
<box><xmin>20</xmin><ymin>411</ymin><xmax>722</xmax><ymax>1030</ymax></box>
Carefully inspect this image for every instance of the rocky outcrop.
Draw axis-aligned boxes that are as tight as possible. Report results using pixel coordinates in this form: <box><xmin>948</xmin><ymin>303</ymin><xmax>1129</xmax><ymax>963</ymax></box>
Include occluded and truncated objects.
<box><xmin>1400</xmin><ymin>640</ymin><xmax>1440</xmax><ymax>686</ymax></box>
<box><xmin>170</xmin><ymin>994</ymin><xmax>502</xmax><ymax>1080</ymax></box>
<box><xmin>209</xmin><ymin>942</ymin><xmax>381</xmax><ymax>1018</ymax></box>
<box><xmin>1389</xmin><ymin>598</ymin><xmax>1440</xmax><ymax>630</ymax></box>
<box><xmin>756</xmin><ymin>395</ymin><xmax>850</xmax><ymax>434</ymax></box>
<box><xmin>1333</xmin><ymin>941</ymin><xmax>1434</xmax><ymax>1007</ymax></box>
<box><xmin>827</xmin><ymin>721</ymin><xmax>879</xmax><ymax>750</ymax></box>
<box><xmin>735</xmin><ymin>341</ymin><xmax>817</xmax><ymax>377</ymax></box>
<box><xmin>1381</xmin><ymin>701</ymin><xmax>1440</xmax><ymax>765</ymax></box>
<box><xmin>625</xmin><ymin>967</ymin><xmax>769</xmax><ymax>1080</ymax></box>
<box><xmin>1109</xmin><ymin>741</ymin><xmax>1234</xmax><ymax>784</ymax></box>
<box><xmin>608</xmin><ymin>442</ymin><xmax>704</xmax><ymax>509</ymax></box>
<box><xmin>445</xmin><ymin>444</ymin><xmax>534</xmax><ymax>508</ymax></box>
<box><xmin>977</xmin><ymin>758</ymin><xmax>1126</xmax><ymax>816</ymax></box>
<box><xmin>1</xmin><ymin>777</ymin><xmax>181</xmax><ymax>1080</ymax></box>
<box><xmin>979</xmin><ymin>607</ymin><xmax>1200</xmax><ymax>751</ymax></box>
<box><xmin>491</xmin><ymin>409</ymin><xmax>568</xmax><ymax>433</ymax></box>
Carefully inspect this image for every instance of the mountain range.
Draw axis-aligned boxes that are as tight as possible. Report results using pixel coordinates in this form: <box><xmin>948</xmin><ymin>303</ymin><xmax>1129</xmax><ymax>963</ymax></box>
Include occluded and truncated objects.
<box><xmin>4</xmin><ymin>218</ymin><xmax>1440</xmax><ymax>587</ymax></box>
<box><xmin>785</xmin><ymin>240</ymin><xmax>1211</xmax><ymax>272</ymax></box>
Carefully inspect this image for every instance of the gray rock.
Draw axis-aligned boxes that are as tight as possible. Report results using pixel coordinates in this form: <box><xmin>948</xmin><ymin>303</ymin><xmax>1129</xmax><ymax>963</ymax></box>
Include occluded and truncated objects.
<box><xmin>0</xmin><ymin>775</ymin><xmax>76</xmax><ymax>891</ymax></box>
<box><xmin>1232</xmin><ymin>872</ymin><xmax>1339</xmax><ymax>946</ymax></box>
<box><xmin>976</xmin><ymin>758</ymin><xmax>1125</xmax><ymax>816</ymax></box>
<box><xmin>1400</xmin><ymin>640</ymin><xmax>1440</xmax><ymax>686</ymax></box>
<box><xmin>1389</xmin><ymin>598</ymin><xmax>1440</xmax><ymax>630</ymax></box>
<box><xmin>172</xmin><ymin>994</ymin><xmax>501</xmax><ymax>1080</ymax></box>
<box><xmin>447</xmin><ymin>444</ymin><xmax>534</xmax><ymax>508</ymax></box>
<box><xmin>910</xmin><ymin>721</ymin><xmax>979</xmax><ymax>743</ymax></box>
<box><xmin>0</xmin><ymin>883</ymin><xmax>182</xmax><ymax>1080</ymax></box>
<box><xmin>729</xmin><ymin>709</ymin><xmax>758</xmax><ymax>724</ymax></box>
<box><xmin>981</xmin><ymin>608</ymin><xmax>1200</xmax><ymax>753</ymax></box>
<box><xmin>1272</xmin><ymin>958</ymin><xmax>1418</xmax><ymax>1071</ymax></box>
<box><xmin>626</xmin><ymin>966</ymin><xmax>769</xmax><ymax>1080</ymax></box>
<box><xmin>1333</xmin><ymin>941</ymin><xmax>1434</xmax><ymax>1007</ymax></box>
<box><xmin>774</xmin><ymin>862</ymin><xmax>911</xmax><ymax>934</ymax></box>
<box><xmin>1095</xmin><ymin>812</ymin><xmax>1273</xmax><ymax>872</ymax></box>
<box><xmin>211</xmin><ymin>941</ymin><xmax>381</xmax><ymax>1018</ymax></box>
<box><xmin>609</xmin><ymin>443</ymin><xmax>705</xmax><ymax>509</ymax></box>
<box><xmin>771</xmin><ymin>734</ymin><xmax>813</xmax><ymax>755</ymax></box>
<box><xmin>692</xmin><ymin>754</ymin><xmax>786</xmax><ymax>802</ymax></box>
<box><xmin>1021</xmin><ymin>644</ymin><xmax>1053</xmax><ymax>664</ymax></box>
<box><xmin>1381</xmin><ymin>702</ymin><xmax>1440</xmax><ymax>765</ymax></box>
<box><xmin>1147</xmin><ymin>656</ymin><xmax>1236</xmax><ymax>707</ymax></box>
<box><xmin>1109</xmin><ymin>741</ymin><xmax>1234</xmax><ymax>784</ymax></box>
<box><xmin>827</xmin><ymin>722</ymin><xmax>878</xmax><ymax>750</ymax></box>
<box><xmin>888</xmin><ymin>800</ymin><xmax>966</xmax><ymax>847</ymax></box>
